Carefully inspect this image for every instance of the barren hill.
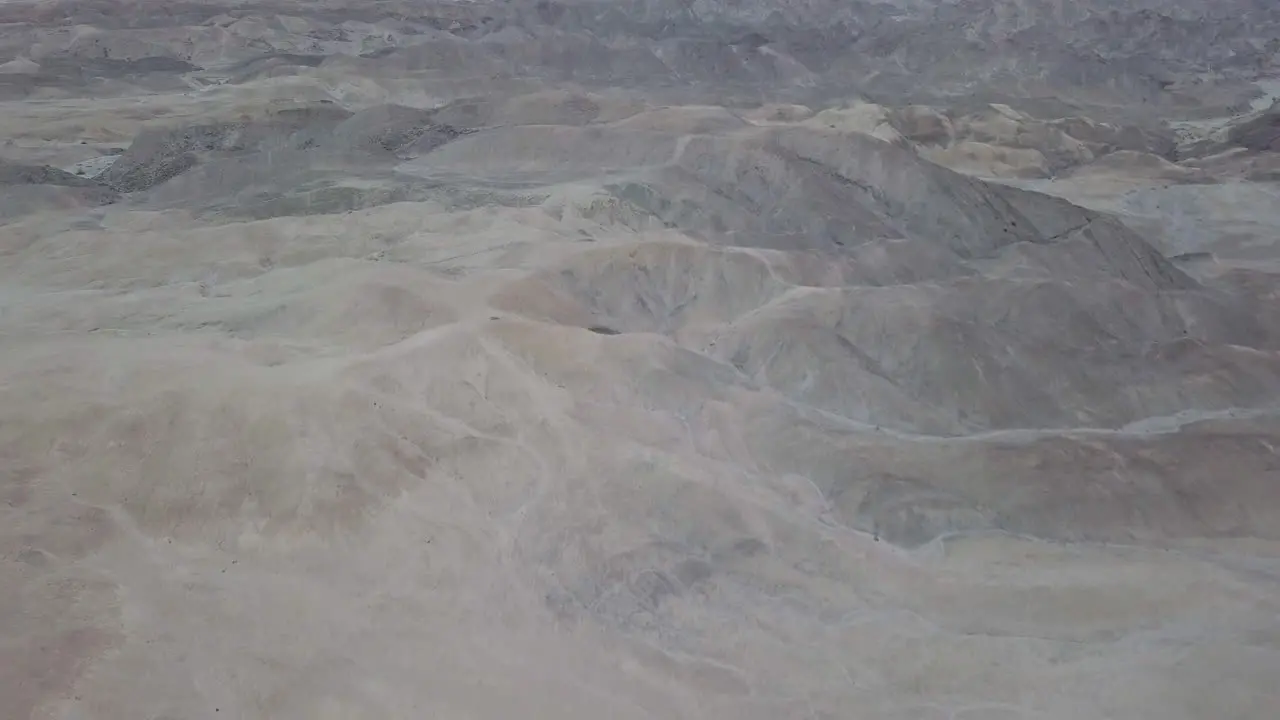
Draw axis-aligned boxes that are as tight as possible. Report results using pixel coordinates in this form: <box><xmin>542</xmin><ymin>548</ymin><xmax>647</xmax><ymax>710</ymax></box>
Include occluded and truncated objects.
<box><xmin>3</xmin><ymin>2</ymin><xmax>1280</xmax><ymax>719</ymax></box>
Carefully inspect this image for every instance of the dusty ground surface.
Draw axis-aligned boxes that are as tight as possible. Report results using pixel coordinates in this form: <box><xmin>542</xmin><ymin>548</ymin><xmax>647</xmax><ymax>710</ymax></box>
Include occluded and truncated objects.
<box><xmin>3</xmin><ymin>1</ymin><xmax>1280</xmax><ymax>719</ymax></box>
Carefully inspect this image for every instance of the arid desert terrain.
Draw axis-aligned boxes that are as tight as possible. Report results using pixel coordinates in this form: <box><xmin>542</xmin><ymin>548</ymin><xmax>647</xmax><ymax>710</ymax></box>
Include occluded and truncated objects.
<box><xmin>3</xmin><ymin>1</ymin><xmax>1280</xmax><ymax>718</ymax></box>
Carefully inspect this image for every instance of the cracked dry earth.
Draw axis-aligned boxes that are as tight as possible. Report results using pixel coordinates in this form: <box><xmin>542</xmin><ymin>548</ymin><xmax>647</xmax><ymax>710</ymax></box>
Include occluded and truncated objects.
<box><xmin>3</xmin><ymin>1</ymin><xmax>1280</xmax><ymax>719</ymax></box>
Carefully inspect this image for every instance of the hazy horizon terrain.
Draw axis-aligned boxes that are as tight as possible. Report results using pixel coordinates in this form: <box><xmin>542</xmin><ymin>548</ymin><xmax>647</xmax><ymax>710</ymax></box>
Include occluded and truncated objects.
<box><xmin>3</xmin><ymin>1</ymin><xmax>1280</xmax><ymax>718</ymax></box>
